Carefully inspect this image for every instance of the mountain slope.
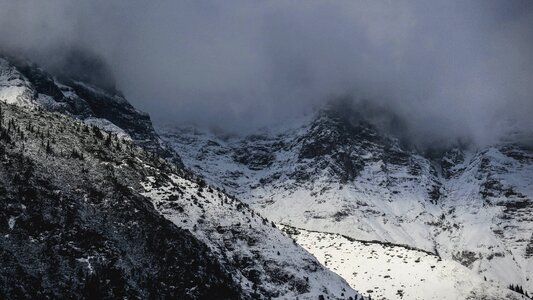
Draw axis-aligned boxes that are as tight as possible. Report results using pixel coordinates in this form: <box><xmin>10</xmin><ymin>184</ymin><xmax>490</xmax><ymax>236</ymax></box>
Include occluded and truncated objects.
<box><xmin>0</xmin><ymin>104</ymin><xmax>240</xmax><ymax>299</ymax></box>
<box><xmin>160</xmin><ymin>103</ymin><xmax>533</xmax><ymax>298</ymax></box>
<box><xmin>141</xmin><ymin>173</ymin><xmax>358</xmax><ymax>299</ymax></box>
<box><xmin>0</xmin><ymin>94</ymin><xmax>359</xmax><ymax>298</ymax></box>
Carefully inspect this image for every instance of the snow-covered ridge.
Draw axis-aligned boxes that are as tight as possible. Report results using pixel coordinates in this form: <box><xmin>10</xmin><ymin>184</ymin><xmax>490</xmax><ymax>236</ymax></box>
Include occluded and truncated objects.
<box><xmin>0</xmin><ymin>55</ymin><xmax>181</xmax><ymax>165</ymax></box>
<box><xmin>0</xmin><ymin>101</ymin><xmax>244</xmax><ymax>298</ymax></box>
<box><xmin>0</xmin><ymin>56</ymin><xmax>363</xmax><ymax>298</ymax></box>
<box><xmin>1</xmin><ymin>101</ymin><xmax>362</xmax><ymax>299</ymax></box>
<box><xmin>140</xmin><ymin>172</ymin><xmax>360</xmax><ymax>299</ymax></box>
<box><xmin>159</xmin><ymin>105</ymin><xmax>533</xmax><ymax>297</ymax></box>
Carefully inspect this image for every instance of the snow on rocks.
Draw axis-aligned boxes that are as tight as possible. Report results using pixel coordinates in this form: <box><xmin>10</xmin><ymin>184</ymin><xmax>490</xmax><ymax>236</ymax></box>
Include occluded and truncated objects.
<box><xmin>84</xmin><ymin>117</ymin><xmax>132</xmax><ymax>140</ymax></box>
<box><xmin>0</xmin><ymin>58</ymin><xmax>37</xmax><ymax>107</ymax></box>
<box><xmin>140</xmin><ymin>173</ymin><xmax>360</xmax><ymax>299</ymax></box>
<box><xmin>159</xmin><ymin>106</ymin><xmax>533</xmax><ymax>297</ymax></box>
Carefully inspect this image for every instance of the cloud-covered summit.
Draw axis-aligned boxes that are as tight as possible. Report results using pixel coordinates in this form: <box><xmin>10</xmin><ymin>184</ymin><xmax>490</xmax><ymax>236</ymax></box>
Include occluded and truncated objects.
<box><xmin>1</xmin><ymin>0</ymin><xmax>532</xmax><ymax>148</ymax></box>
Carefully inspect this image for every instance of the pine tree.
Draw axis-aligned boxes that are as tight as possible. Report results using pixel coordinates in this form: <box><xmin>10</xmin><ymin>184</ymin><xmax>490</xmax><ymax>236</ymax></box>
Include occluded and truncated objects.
<box><xmin>92</xmin><ymin>126</ymin><xmax>103</xmax><ymax>139</ymax></box>
<box><xmin>46</xmin><ymin>140</ymin><xmax>53</xmax><ymax>155</ymax></box>
<box><xmin>105</xmin><ymin>133</ymin><xmax>112</xmax><ymax>147</ymax></box>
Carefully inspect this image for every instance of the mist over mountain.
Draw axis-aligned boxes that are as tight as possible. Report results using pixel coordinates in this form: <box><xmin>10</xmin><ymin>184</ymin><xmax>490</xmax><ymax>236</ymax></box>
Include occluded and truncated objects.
<box><xmin>1</xmin><ymin>0</ymin><xmax>532</xmax><ymax>148</ymax></box>
<box><xmin>2</xmin><ymin>2</ymin><xmax>533</xmax><ymax>299</ymax></box>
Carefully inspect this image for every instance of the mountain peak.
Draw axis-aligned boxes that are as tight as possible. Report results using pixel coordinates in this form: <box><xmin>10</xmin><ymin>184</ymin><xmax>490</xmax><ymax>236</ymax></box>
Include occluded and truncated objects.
<box><xmin>160</xmin><ymin>100</ymin><xmax>533</xmax><ymax>298</ymax></box>
<box><xmin>0</xmin><ymin>54</ymin><xmax>183</xmax><ymax>166</ymax></box>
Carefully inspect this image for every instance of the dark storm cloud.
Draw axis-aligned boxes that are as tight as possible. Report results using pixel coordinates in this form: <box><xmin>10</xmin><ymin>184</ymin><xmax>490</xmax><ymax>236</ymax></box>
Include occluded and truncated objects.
<box><xmin>1</xmin><ymin>0</ymin><xmax>532</xmax><ymax>147</ymax></box>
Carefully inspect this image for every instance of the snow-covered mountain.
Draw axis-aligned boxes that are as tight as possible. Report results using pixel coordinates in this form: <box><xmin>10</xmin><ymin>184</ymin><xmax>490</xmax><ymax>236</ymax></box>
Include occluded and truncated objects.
<box><xmin>0</xmin><ymin>55</ymin><xmax>182</xmax><ymax>165</ymax></box>
<box><xmin>160</xmin><ymin>102</ymin><xmax>533</xmax><ymax>299</ymax></box>
<box><xmin>0</xmin><ymin>56</ymin><xmax>360</xmax><ymax>299</ymax></box>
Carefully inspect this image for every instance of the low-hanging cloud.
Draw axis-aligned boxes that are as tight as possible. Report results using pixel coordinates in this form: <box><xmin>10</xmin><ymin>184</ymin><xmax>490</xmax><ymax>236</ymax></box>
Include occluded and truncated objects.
<box><xmin>1</xmin><ymin>0</ymin><xmax>532</xmax><ymax>148</ymax></box>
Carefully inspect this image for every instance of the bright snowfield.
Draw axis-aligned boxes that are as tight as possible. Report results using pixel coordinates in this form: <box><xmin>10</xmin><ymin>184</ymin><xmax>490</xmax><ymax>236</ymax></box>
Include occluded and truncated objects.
<box><xmin>0</xmin><ymin>59</ymin><xmax>37</xmax><ymax>107</ymax></box>
<box><xmin>140</xmin><ymin>173</ymin><xmax>360</xmax><ymax>299</ymax></box>
<box><xmin>280</xmin><ymin>225</ymin><xmax>526</xmax><ymax>300</ymax></box>
<box><xmin>159</xmin><ymin>107</ymin><xmax>533</xmax><ymax>299</ymax></box>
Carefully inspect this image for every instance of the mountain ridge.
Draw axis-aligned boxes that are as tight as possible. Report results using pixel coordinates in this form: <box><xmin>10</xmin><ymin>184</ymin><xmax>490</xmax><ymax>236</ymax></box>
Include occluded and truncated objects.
<box><xmin>0</xmin><ymin>55</ymin><xmax>360</xmax><ymax>299</ymax></box>
<box><xmin>160</xmin><ymin>101</ymin><xmax>533</xmax><ymax>298</ymax></box>
<box><xmin>0</xmin><ymin>55</ymin><xmax>183</xmax><ymax>166</ymax></box>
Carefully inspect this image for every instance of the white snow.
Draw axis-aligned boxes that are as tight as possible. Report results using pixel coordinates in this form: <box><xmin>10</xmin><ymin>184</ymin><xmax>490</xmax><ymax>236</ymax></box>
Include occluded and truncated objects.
<box><xmin>8</xmin><ymin>217</ymin><xmax>15</xmax><ymax>230</ymax></box>
<box><xmin>0</xmin><ymin>59</ymin><xmax>37</xmax><ymax>107</ymax></box>
<box><xmin>76</xmin><ymin>257</ymin><xmax>95</xmax><ymax>274</ymax></box>
<box><xmin>140</xmin><ymin>172</ymin><xmax>360</xmax><ymax>299</ymax></box>
<box><xmin>282</xmin><ymin>225</ymin><xmax>526</xmax><ymax>300</ymax></box>
<box><xmin>159</xmin><ymin>115</ymin><xmax>533</xmax><ymax>298</ymax></box>
<box><xmin>84</xmin><ymin>117</ymin><xmax>132</xmax><ymax>140</ymax></box>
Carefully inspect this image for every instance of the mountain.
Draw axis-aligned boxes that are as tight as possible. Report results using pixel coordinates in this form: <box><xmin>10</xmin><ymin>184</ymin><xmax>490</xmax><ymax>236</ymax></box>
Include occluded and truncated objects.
<box><xmin>0</xmin><ymin>55</ymin><xmax>182</xmax><ymax>166</ymax></box>
<box><xmin>0</xmin><ymin>56</ymin><xmax>359</xmax><ymax>299</ymax></box>
<box><xmin>160</xmin><ymin>102</ymin><xmax>533</xmax><ymax>299</ymax></box>
<box><xmin>0</xmin><ymin>102</ymin><xmax>239</xmax><ymax>299</ymax></box>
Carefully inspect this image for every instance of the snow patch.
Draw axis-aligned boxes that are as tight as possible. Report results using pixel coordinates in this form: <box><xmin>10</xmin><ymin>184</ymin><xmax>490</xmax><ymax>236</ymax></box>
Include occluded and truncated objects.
<box><xmin>282</xmin><ymin>225</ymin><xmax>525</xmax><ymax>300</ymax></box>
<box><xmin>8</xmin><ymin>217</ymin><xmax>15</xmax><ymax>230</ymax></box>
<box><xmin>84</xmin><ymin>118</ymin><xmax>131</xmax><ymax>140</ymax></box>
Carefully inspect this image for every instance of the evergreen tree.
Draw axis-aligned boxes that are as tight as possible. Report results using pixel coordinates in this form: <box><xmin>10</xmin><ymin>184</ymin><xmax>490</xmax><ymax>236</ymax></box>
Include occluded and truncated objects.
<box><xmin>92</xmin><ymin>126</ymin><xmax>104</xmax><ymax>139</ymax></box>
<box><xmin>105</xmin><ymin>133</ymin><xmax>112</xmax><ymax>147</ymax></box>
<box><xmin>46</xmin><ymin>140</ymin><xmax>53</xmax><ymax>154</ymax></box>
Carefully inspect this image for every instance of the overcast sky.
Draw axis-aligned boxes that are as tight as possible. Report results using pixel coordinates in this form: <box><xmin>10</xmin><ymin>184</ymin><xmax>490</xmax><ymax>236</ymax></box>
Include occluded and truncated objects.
<box><xmin>1</xmin><ymin>0</ymin><xmax>532</xmax><ymax>147</ymax></box>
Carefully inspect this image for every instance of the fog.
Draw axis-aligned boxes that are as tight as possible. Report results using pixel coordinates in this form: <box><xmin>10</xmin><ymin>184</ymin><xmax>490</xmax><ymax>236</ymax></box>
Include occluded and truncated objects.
<box><xmin>1</xmin><ymin>0</ymin><xmax>532</xmax><ymax>148</ymax></box>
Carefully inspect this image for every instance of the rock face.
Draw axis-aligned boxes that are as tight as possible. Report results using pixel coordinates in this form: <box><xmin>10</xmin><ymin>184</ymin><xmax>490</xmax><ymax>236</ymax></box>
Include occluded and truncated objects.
<box><xmin>161</xmin><ymin>102</ymin><xmax>533</xmax><ymax>298</ymax></box>
<box><xmin>0</xmin><ymin>58</ymin><xmax>359</xmax><ymax>299</ymax></box>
